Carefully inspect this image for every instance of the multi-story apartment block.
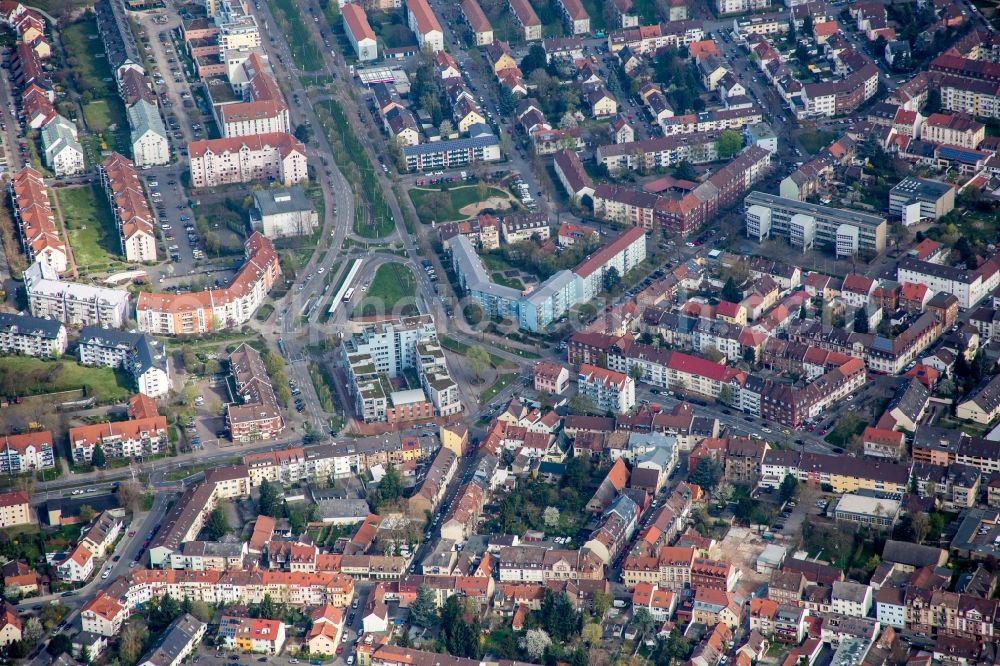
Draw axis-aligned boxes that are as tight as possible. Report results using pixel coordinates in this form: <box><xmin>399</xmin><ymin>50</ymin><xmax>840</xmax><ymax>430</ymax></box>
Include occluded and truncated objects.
<box><xmin>498</xmin><ymin>546</ymin><xmax>604</xmax><ymax>583</ymax></box>
<box><xmin>461</xmin><ymin>0</ymin><xmax>493</xmax><ymax>45</ymax></box>
<box><xmin>227</xmin><ymin>343</ymin><xmax>285</xmax><ymax>442</ymax></box>
<box><xmin>187</xmin><ymin>132</ymin><xmax>307</xmax><ymax>188</ymax></box>
<box><xmin>0</xmin><ymin>311</ymin><xmax>66</xmax><ymax>357</ymax></box>
<box><xmin>801</xmin><ymin>63</ymin><xmax>879</xmax><ymax>117</ymax></box>
<box><xmin>758</xmin><ymin>450</ymin><xmax>909</xmax><ymax>494</ymax></box>
<box><xmin>402</xmin><ymin>125</ymin><xmax>501</xmax><ymax>171</ymax></box>
<box><xmin>0</xmin><ymin>491</ymin><xmax>31</xmax><ymax>528</ymax></box>
<box><xmin>405</xmin><ymin>0</ymin><xmax>443</xmax><ymax>52</ymax></box>
<box><xmin>78</xmin><ymin>327</ymin><xmax>171</xmax><ymax>398</ymax></box>
<box><xmin>597</xmin><ymin>133</ymin><xmax>720</xmax><ymax>173</ymax></box>
<box><xmin>608</xmin><ymin>22</ymin><xmax>706</xmax><ymax>54</ymax></box>
<box><xmin>69</xmin><ymin>406</ymin><xmax>168</xmax><ymax>463</ymax></box>
<box><xmin>100</xmin><ymin>153</ymin><xmax>157</xmax><ymax>262</ymax></box>
<box><xmin>921</xmin><ymin>112</ymin><xmax>986</xmax><ymax>149</ymax></box>
<box><xmin>40</xmin><ymin>116</ymin><xmax>84</xmax><ymax>176</ymax></box>
<box><xmin>136</xmin><ymin>233</ymin><xmax>281</xmax><ymax>334</ymax></box>
<box><xmin>578</xmin><ymin>364</ymin><xmax>635</xmax><ymax>414</ymax></box>
<box><xmin>745</xmin><ymin>192</ymin><xmax>887</xmax><ymax>257</ymax></box>
<box><xmin>897</xmin><ymin>255</ymin><xmax>1000</xmax><ymax>310</ymax></box>
<box><xmin>716</xmin><ymin>0</ymin><xmax>771</xmax><ymax>15</ymax></box>
<box><xmin>342</xmin><ymin>4</ymin><xmax>378</xmax><ymax>61</ymax></box>
<box><xmin>555</xmin><ymin>0</ymin><xmax>590</xmax><ymax>35</ymax></box>
<box><xmin>24</xmin><ymin>261</ymin><xmax>130</xmax><ymax>328</ymax></box>
<box><xmin>0</xmin><ymin>431</ymin><xmax>55</xmax><ymax>474</ymax></box>
<box><xmin>127</xmin><ymin>99</ymin><xmax>170</xmax><ymax>167</ymax></box>
<box><xmin>508</xmin><ymin>0</ymin><xmax>542</xmax><ymax>41</ymax></box>
<box><xmin>10</xmin><ymin>166</ymin><xmax>67</xmax><ymax>273</ymax></box>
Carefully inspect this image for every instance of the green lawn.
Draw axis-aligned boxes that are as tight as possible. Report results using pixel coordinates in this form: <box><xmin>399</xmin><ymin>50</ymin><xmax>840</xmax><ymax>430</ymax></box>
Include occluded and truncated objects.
<box><xmin>481</xmin><ymin>373</ymin><xmax>517</xmax><ymax>402</ymax></box>
<box><xmin>0</xmin><ymin>357</ymin><xmax>132</xmax><ymax>402</ymax></box>
<box><xmin>57</xmin><ymin>185</ymin><xmax>124</xmax><ymax>273</ymax></box>
<box><xmin>314</xmin><ymin>99</ymin><xmax>395</xmax><ymax>238</ymax></box>
<box><xmin>82</xmin><ymin>101</ymin><xmax>114</xmax><ymax>132</ymax></box>
<box><xmin>354</xmin><ymin>263</ymin><xmax>418</xmax><ymax>318</ymax></box>
<box><xmin>255</xmin><ymin>303</ymin><xmax>275</xmax><ymax>322</ymax></box>
<box><xmin>408</xmin><ymin>186</ymin><xmax>511</xmax><ymax>224</ymax></box>
<box><xmin>492</xmin><ymin>272</ymin><xmax>523</xmax><ymax>290</ymax></box>
<box><xmin>268</xmin><ymin>0</ymin><xmax>326</xmax><ymax>71</ymax></box>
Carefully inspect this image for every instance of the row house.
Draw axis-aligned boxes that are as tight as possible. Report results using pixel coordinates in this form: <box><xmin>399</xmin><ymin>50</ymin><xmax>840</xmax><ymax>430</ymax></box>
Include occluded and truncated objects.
<box><xmin>759</xmin><ymin>449</ymin><xmax>910</xmax><ymax>494</ymax></box>
<box><xmin>99</xmin><ymin>153</ymin><xmax>157</xmax><ymax>263</ymax></box>
<box><xmin>608</xmin><ymin>21</ymin><xmax>706</xmax><ymax>55</ymax></box>
<box><xmin>10</xmin><ymin>166</ymin><xmax>67</xmax><ymax>273</ymax></box>
<box><xmin>498</xmin><ymin>546</ymin><xmax>604</xmax><ymax>583</ymax></box>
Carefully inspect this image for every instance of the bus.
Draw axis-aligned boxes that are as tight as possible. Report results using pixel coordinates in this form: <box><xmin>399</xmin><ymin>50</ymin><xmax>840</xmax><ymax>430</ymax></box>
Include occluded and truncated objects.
<box><xmin>343</xmin><ymin>287</ymin><xmax>356</xmax><ymax>302</ymax></box>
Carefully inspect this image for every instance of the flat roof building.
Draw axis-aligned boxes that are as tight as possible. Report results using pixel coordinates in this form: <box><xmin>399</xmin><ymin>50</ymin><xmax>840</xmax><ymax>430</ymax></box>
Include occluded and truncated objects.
<box><xmin>745</xmin><ymin>191</ymin><xmax>886</xmax><ymax>257</ymax></box>
<box><xmin>889</xmin><ymin>177</ymin><xmax>955</xmax><ymax>225</ymax></box>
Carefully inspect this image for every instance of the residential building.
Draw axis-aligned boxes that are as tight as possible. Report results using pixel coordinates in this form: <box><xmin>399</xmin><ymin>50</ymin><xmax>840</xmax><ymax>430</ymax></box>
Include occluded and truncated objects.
<box><xmin>187</xmin><ymin>133</ymin><xmax>307</xmax><ymax>188</ymax></box>
<box><xmin>23</xmin><ymin>261</ymin><xmax>129</xmax><ymax>327</ymax></box>
<box><xmin>100</xmin><ymin>153</ymin><xmax>157</xmax><ymax>262</ymax></box>
<box><xmin>78</xmin><ymin>327</ymin><xmax>171</xmax><ymax>398</ymax></box>
<box><xmin>921</xmin><ymin>112</ymin><xmax>985</xmax><ymax>149</ymax></box>
<box><xmin>219</xmin><ymin>617</ymin><xmax>286</xmax><ymax>654</ymax></box>
<box><xmin>136</xmin><ymin>614</ymin><xmax>206</xmax><ymax>666</ymax></box>
<box><xmin>0</xmin><ymin>491</ymin><xmax>31</xmax><ymax>528</ymax></box>
<box><xmin>69</xmin><ymin>402</ymin><xmax>168</xmax><ymax>463</ymax></box>
<box><xmin>578</xmin><ymin>364</ymin><xmax>636</xmax><ymax>414</ymax></box>
<box><xmin>745</xmin><ymin>192</ymin><xmax>887</xmax><ymax>257</ymax></box>
<box><xmin>343</xmin><ymin>4</ymin><xmax>378</xmax><ymax>61</ymax></box>
<box><xmin>250</xmin><ymin>186</ymin><xmax>318</xmax><ymax>238</ymax></box>
<box><xmin>81</xmin><ymin>594</ymin><xmax>128</xmax><ymax>637</ymax></box>
<box><xmin>553</xmin><ymin>149</ymin><xmax>595</xmax><ymax>204</ymax></box>
<box><xmin>406</xmin><ymin>0</ymin><xmax>443</xmax><ymax>52</ymax></box>
<box><xmin>127</xmin><ymin>98</ymin><xmax>170</xmax><ymax>167</ymax></box>
<box><xmin>402</xmin><ymin>124</ymin><xmax>500</xmax><ymax>171</ymax></box>
<box><xmin>40</xmin><ymin>116</ymin><xmax>84</xmax><ymax>176</ymax></box>
<box><xmin>136</xmin><ymin>233</ymin><xmax>281</xmax><ymax>334</ymax></box>
<box><xmin>10</xmin><ymin>166</ymin><xmax>67</xmax><ymax>273</ymax></box>
<box><xmin>509</xmin><ymin>0</ymin><xmax>542</xmax><ymax>41</ymax></box>
<box><xmin>227</xmin><ymin>343</ymin><xmax>284</xmax><ymax>442</ymax></box>
<box><xmin>0</xmin><ymin>311</ymin><xmax>66</xmax><ymax>357</ymax></box>
<box><xmin>897</xmin><ymin>255</ymin><xmax>1000</xmax><ymax>309</ymax></box>
<box><xmin>461</xmin><ymin>0</ymin><xmax>493</xmax><ymax>45</ymax></box>
<box><xmin>555</xmin><ymin>0</ymin><xmax>590</xmax><ymax>35</ymax></box>
<box><xmin>957</xmin><ymin>374</ymin><xmax>1000</xmax><ymax>424</ymax></box>
<box><xmin>58</xmin><ymin>544</ymin><xmax>94</xmax><ymax>582</ymax></box>
<box><xmin>0</xmin><ymin>431</ymin><xmax>55</xmax><ymax>474</ymax></box>
<box><xmin>889</xmin><ymin>177</ymin><xmax>956</xmax><ymax>225</ymax></box>
<box><xmin>534</xmin><ymin>361</ymin><xmax>570</xmax><ymax>395</ymax></box>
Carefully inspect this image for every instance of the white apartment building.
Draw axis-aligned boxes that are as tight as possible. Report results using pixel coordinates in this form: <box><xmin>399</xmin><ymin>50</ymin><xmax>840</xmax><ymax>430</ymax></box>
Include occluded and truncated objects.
<box><xmin>578</xmin><ymin>364</ymin><xmax>636</xmax><ymax>414</ymax></box>
<box><xmin>127</xmin><ymin>99</ymin><xmax>170</xmax><ymax>167</ymax></box>
<box><xmin>0</xmin><ymin>431</ymin><xmax>56</xmax><ymax>475</ymax></box>
<box><xmin>40</xmin><ymin>116</ymin><xmax>85</xmax><ymax>176</ymax></box>
<box><xmin>830</xmin><ymin>582</ymin><xmax>873</xmax><ymax>619</ymax></box>
<box><xmin>897</xmin><ymin>256</ymin><xmax>996</xmax><ymax>309</ymax></box>
<box><xmin>716</xmin><ymin>0</ymin><xmax>771</xmax><ymax>15</ymax></box>
<box><xmin>100</xmin><ymin>152</ymin><xmax>158</xmax><ymax>263</ymax></box>
<box><xmin>406</xmin><ymin>0</ymin><xmax>444</xmax><ymax>52</ymax></box>
<box><xmin>78</xmin><ymin>327</ymin><xmax>172</xmax><ymax>398</ymax></box>
<box><xmin>250</xmin><ymin>187</ymin><xmax>318</xmax><ymax>238</ymax></box>
<box><xmin>343</xmin><ymin>4</ymin><xmax>378</xmax><ymax>62</ymax></box>
<box><xmin>24</xmin><ymin>261</ymin><xmax>130</xmax><ymax>328</ymax></box>
<box><xmin>0</xmin><ymin>311</ymin><xmax>66</xmax><ymax>357</ymax></box>
<box><xmin>187</xmin><ymin>132</ymin><xmax>307</xmax><ymax>188</ymax></box>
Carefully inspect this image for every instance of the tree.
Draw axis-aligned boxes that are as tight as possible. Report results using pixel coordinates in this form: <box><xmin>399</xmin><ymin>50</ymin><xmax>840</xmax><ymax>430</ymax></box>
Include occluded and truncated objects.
<box><xmin>602</xmin><ymin>266</ymin><xmax>621</xmax><ymax>292</ymax></box>
<box><xmin>258</xmin><ymin>479</ymin><xmax>284</xmax><ymax>517</ymax></box>
<box><xmin>294</xmin><ymin>123</ymin><xmax>313</xmax><ymax>144</ymax></box>
<box><xmin>22</xmin><ymin>618</ymin><xmax>42</xmax><ymax>646</ymax></box>
<box><xmin>911</xmin><ymin>512</ymin><xmax>930</xmax><ymax>544</ymax></box>
<box><xmin>716</xmin><ymin>129</ymin><xmax>743</xmax><ymax>160</ymax></box>
<box><xmin>560</xmin><ymin>112</ymin><xmax>578</xmax><ymax>129</ymax></box>
<box><xmin>631</xmin><ymin>608</ymin><xmax>655</xmax><ymax>653</ymax></box>
<box><xmin>116</xmin><ymin>480</ymin><xmax>144</xmax><ymax>513</ymax></box>
<box><xmin>568</xmin><ymin>393</ymin><xmax>597</xmax><ymax>415</ymax></box>
<box><xmin>204</xmin><ymin>507</ymin><xmax>230</xmax><ymax>540</ymax></box>
<box><xmin>78</xmin><ymin>504</ymin><xmax>96</xmax><ymax>523</ymax></box>
<box><xmin>799</xmin><ymin>303</ymin><xmax>807</xmax><ymax>320</ymax></box>
<box><xmin>714</xmin><ymin>480</ymin><xmax>734</xmax><ymax>505</ymax></box>
<box><xmin>520</xmin><ymin>43</ymin><xmax>548</xmax><ymax>77</ymax></box>
<box><xmin>47</xmin><ymin>634</ymin><xmax>73</xmax><ymax>657</ymax></box>
<box><xmin>689</xmin><ymin>458</ymin><xmax>723</xmax><ymax>492</ymax></box>
<box><xmin>91</xmin><ymin>444</ymin><xmax>106</xmax><ymax>468</ymax></box>
<box><xmin>466</xmin><ymin>346</ymin><xmax>491</xmax><ymax>382</ymax></box>
<box><xmin>803</xmin><ymin>15</ymin><xmax>814</xmax><ymax>36</ymax></box>
<box><xmin>522</xmin><ymin>629</ymin><xmax>552</xmax><ymax>660</ymax></box>
<box><xmin>721</xmin><ymin>277</ymin><xmax>741</xmax><ymax>303</ymax></box>
<box><xmin>374</xmin><ymin>464</ymin><xmax>403</xmax><ymax>508</ymax></box>
<box><xmin>257</xmin><ymin>593</ymin><xmax>278</xmax><ymax>620</ymax></box>
<box><xmin>582</xmin><ymin>623</ymin><xmax>602</xmax><ymax>646</ymax></box>
<box><xmin>718</xmin><ymin>384</ymin><xmax>733</xmax><ymax>406</ymax></box>
<box><xmin>543</xmin><ymin>506</ymin><xmax>560</xmax><ymax>527</ymax></box>
<box><xmin>629</xmin><ymin>364</ymin><xmax>644</xmax><ymax>381</ymax></box>
<box><xmin>409</xmin><ymin>584</ymin><xmax>438</xmax><ymax>627</ymax></box>
<box><xmin>922</xmin><ymin>88</ymin><xmax>942</xmax><ymax>115</ymax></box>
<box><xmin>702</xmin><ymin>346</ymin><xmax>725</xmax><ymax>363</ymax></box>
<box><xmin>439</xmin><ymin>119</ymin><xmax>454</xmax><ymax>137</ymax></box>
<box><xmin>779</xmin><ymin>473</ymin><xmax>799</xmax><ymax>503</ymax></box>
<box><xmin>119</xmin><ymin>624</ymin><xmax>149</xmax><ymax>665</ymax></box>
<box><xmin>853</xmin><ymin>308</ymin><xmax>869</xmax><ymax>333</ymax></box>
<box><xmin>673</xmin><ymin>160</ymin><xmax>695</xmax><ymax>181</ymax></box>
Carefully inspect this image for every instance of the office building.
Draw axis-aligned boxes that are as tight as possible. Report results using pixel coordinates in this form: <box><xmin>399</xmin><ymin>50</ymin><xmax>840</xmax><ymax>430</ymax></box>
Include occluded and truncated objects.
<box><xmin>889</xmin><ymin>177</ymin><xmax>956</xmax><ymax>225</ymax></box>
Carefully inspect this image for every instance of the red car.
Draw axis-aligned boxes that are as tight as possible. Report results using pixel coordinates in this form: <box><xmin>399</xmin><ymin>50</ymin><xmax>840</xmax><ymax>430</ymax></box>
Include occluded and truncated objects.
<box><xmin>128</xmin><ymin>531</ymin><xmax>136</xmax><ymax>537</ymax></box>
<box><xmin>336</xmin><ymin>647</ymin><xmax>344</xmax><ymax>655</ymax></box>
